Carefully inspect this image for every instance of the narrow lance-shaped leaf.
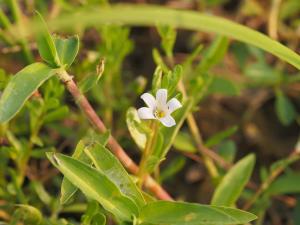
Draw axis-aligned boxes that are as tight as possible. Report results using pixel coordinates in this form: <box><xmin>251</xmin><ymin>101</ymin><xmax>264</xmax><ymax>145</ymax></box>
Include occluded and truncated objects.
<box><xmin>60</xmin><ymin>132</ymin><xmax>110</xmax><ymax>204</ymax></box>
<box><xmin>138</xmin><ymin>201</ymin><xmax>257</xmax><ymax>225</ymax></box>
<box><xmin>84</xmin><ymin>143</ymin><xmax>145</xmax><ymax>208</ymax></box>
<box><xmin>47</xmin><ymin>152</ymin><xmax>139</xmax><ymax>221</ymax></box>
<box><xmin>0</xmin><ymin>63</ymin><xmax>57</xmax><ymax>123</ymax></box>
<box><xmin>211</xmin><ymin>154</ymin><xmax>255</xmax><ymax>206</ymax></box>
<box><xmin>196</xmin><ymin>36</ymin><xmax>229</xmax><ymax>73</ymax></box>
<box><xmin>60</xmin><ymin>140</ymin><xmax>90</xmax><ymax>204</ymax></box>
<box><xmin>205</xmin><ymin>125</ymin><xmax>238</xmax><ymax>148</ymax></box>
<box><xmin>35</xmin><ymin>11</ymin><xmax>60</xmax><ymax>67</ymax></box>
<box><xmin>46</xmin><ymin>5</ymin><xmax>300</xmax><ymax>70</ymax></box>
<box><xmin>268</xmin><ymin>172</ymin><xmax>300</xmax><ymax>195</ymax></box>
<box><xmin>275</xmin><ymin>90</ymin><xmax>296</xmax><ymax>126</ymax></box>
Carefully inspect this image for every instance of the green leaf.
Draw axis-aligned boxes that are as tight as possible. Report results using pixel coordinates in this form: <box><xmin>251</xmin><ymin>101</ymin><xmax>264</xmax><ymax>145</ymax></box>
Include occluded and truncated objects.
<box><xmin>126</xmin><ymin>107</ymin><xmax>148</xmax><ymax>150</ymax></box>
<box><xmin>152</xmin><ymin>48</ymin><xmax>169</xmax><ymax>72</ymax></box>
<box><xmin>211</xmin><ymin>154</ymin><xmax>255</xmax><ymax>206</ymax></box>
<box><xmin>0</xmin><ymin>63</ymin><xmax>57</xmax><ymax>123</ymax></box>
<box><xmin>79</xmin><ymin>74</ymin><xmax>99</xmax><ymax>93</ymax></box>
<box><xmin>31</xmin><ymin>181</ymin><xmax>52</xmax><ymax>206</ymax></box>
<box><xmin>138</xmin><ymin>201</ymin><xmax>257</xmax><ymax>225</ymax></box>
<box><xmin>270</xmin><ymin>153</ymin><xmax>300</xmax><ymax>172</ymax></box>
<box><xmin>167</xmin><ymin>65</ymin><xmax>183</xmax><ymax>97</ymax></box>
<box><xmin>82</xmin><ymin>201</ymin><xmax>106</xmax><ymax>225</ymax></box>
<box><xmin>47</xmin><ymin>152</ymin><xmax>139</xmax><ymax>221</ymax></box>
<box><xmin>43</xmin><ymin>106</ymin><xmax>69</xmax><ymax>123</ymax></box>
<box><xmin>244</xmin><ymin>62</ymin><xmax>282</xmax><ymax>85</ymax></box>
<box><xmin>207</xmin><ymin>76</ymin><xmax>239</xmax><ymax>96</ymax></box>
<box><xmin>60</xmin><ymin>140</ymin><xmax>91</xmax><ymax>205</ymax></box>
<box><xmin>35</xmin><ymin>11</ymin><xmax>60</xmax><ymax>67</ymax></box>
<box><xmin>157</xmin><ymin>25</ymin><xmax>176</xmax><ymax>58</ymax></box>
<box><xmin>205</xmin><ymin>126</ymin><xmax>238</xmax><ymax>148</ymax></box>
<box><xmin>14</xmin><ymin>5</ymin><xmax>300</xmax><ymax>70</ymax></box>
<box><xmin>217</xmin><ymin>140</ymin><xmax>237</xmax><ymax>164</ymax></box>
<box><xmin>173</xmin><ymin>131</ymin><xmax>197</xmax><ymax>153</ymax></box>
<box><xmin>51</xmin><ymin>130</ymin><xmax>111</xmax><ymax>209</ymax></box>
<box><xmin>160</xmin><ymin>156</ymin><xmax>186</xmax><ymax>182</ymax></box>
<box><xmin>91</xmin><ymin>213</ymin><xmax>106</xmax><ymax>225</ymax></box>
<box><xmin>151</xmin><ymin>66</ymin><xmax>163</xmax><ymax>92</ymax></box>
<box><xmin>54</xmin><ymin>35</ymin><xmax>80</xmax><ymax>68</ymax></box>
<box><xmin>275</xmin><ymin>91</ymin><xmax>296</xmax><ymax>126</ymax></box>
<box><xmin>84</xmin><ymin>143</ymin><xmax>145</xmax><ymax>208</ymax></box>
<box><xmin>159</xmin><ymin>99</ymin><xmax>193</xmax><ymax>159</ymax></box>
<box><xmin>15</xmin><ymin>204</ymin><xmax>42</xmax><ymax>225</ymax></box>
<box><xmin>196</xmin><ymin>36</ymin><xmax>229</xmax><ymax>73</ymax></box>
<box><xmin>268</xmin><ymin>172</ymin><xmax>300</xmax><ymax>195</ymax></box>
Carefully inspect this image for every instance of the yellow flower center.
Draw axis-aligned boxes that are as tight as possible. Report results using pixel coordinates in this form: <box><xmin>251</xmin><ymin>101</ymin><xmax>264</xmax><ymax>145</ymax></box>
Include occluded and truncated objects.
<box><xmin>154</xmin><ymin>109</ymin><xmax>166</xmax><ymax>119</ymax></box>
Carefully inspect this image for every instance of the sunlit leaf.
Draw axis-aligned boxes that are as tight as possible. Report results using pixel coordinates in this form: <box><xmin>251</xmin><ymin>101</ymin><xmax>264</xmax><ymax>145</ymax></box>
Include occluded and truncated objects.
<box><xmin>211</xmin><ymin>154</ymin><xmax>255</xmax><ymax>206</ymax></box>
<box><xmin>54</xmin><ymin>35</ymin><xmax>80</xmax><ymax>68</ymax></box>
<box><xmin>0</xmin><ymin>63</ymin><xmax>57</xmax><ymax>123</ymax></box>
<box><xmin>138</xmin><ymin>201</ymin><xmax>257</xmax><ymax>225</ymax></box>
<box><xmin>35</xmin><ymin>11</ymin><xmax>60</xmax><ymax>67</ymax></box>
<box><xmin>84</xmin><ymin>143</ymin><xmax>145</xmax><ymax>208</ymax></box>
<box><xmin>47</xmin><ymin>152</ymin><xmax>139</xmax><ymax>221</ymax></box>
<box><xmin>60</xmin><ymin>140</ymin><xmax>87</xmax><ymax>204</ymax></box>
<box><xmin>126</xmin><ymin>107</ymin><xmax>148</xmax><ymax>150</ymax></box>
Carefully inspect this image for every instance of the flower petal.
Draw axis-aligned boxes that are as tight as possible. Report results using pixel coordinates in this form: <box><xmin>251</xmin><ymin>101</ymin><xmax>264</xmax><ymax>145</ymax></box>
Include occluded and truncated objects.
<box><xmin>159</xmin><ymin>115</ymin><xmax>176</xmax><ymax>127</ymax></box>
<box><xmin>156</xmin><ymin>89</ymin><xmax>168</xmax><ymax>107</ymax></box>
<box><xmin>137</xmin><ymin>107</ymin><xmax>155</xmax><ymax>120</ymax></box>
<box><xmin>167</xmin><ymin>98</ymin><xmax>182</xmax><ymax>113</ymax></box>
<box><xmin>141</xmin><ymin>93</ymin><xmax>156</xmax><ymax>109</ymax></box>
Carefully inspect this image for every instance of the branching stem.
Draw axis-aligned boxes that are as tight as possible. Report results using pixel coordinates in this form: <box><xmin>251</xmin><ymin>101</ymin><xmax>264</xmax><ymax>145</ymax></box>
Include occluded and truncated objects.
<box><xmin>58</xmin><ymin>70</ymin><xmax>172</xmax><ymax>201</ymax></box>
<box><xmin>138</xmin><ymin>120</ymin><xmax>159</xmax><ymax>187</ymax></box>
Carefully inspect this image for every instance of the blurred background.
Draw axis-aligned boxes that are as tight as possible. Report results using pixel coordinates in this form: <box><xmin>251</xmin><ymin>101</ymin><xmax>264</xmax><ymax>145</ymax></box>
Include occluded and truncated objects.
<box><xmin>1</xmin><ymin>0</ymin><xmax>300</xmax><ymax>224</ymax></box>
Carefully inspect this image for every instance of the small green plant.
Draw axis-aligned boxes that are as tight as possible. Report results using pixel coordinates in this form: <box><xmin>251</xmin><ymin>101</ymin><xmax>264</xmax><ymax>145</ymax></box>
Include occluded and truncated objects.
<box><xmin>0</xmin><ymin>1</ymin><xmax>300</xmax><ymax>224</ymax></box>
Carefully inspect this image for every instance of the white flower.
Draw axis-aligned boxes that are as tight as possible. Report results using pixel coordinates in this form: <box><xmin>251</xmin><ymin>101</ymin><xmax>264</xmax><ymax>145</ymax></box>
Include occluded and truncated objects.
<box><xmin>137</xmin><ymin>89</ymin><xmax>182</xmax><ymax>127</ymax></box>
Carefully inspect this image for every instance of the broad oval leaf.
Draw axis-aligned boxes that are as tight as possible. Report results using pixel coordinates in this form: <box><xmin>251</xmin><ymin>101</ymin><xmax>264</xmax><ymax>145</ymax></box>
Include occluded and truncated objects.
<box><xmin>84</xmin><ymin>143</ymin><xmax>145</xmax><ymax>208</ymax></box>
<box><xmin>138</xmin><ymin>201</ymin><xmax>257</xmax><ymax>225</ymax></box>
<box><xmin>211</xmin><ymin>154</ymin><xmax>255</xmax><ymax>206</ymax></box>
<box><xmin>0</xmin><ymin>63</ymin><xmax>57</xmax><ymax>123</ymax></box>
<box><xmin>54</xmin><ymin>35</ymin><xmax>80</xmax><ymax>68</ymax></box>
<box><xmin>47</xmin><ymin>152</ymin><xmax>139</xmax><ymax>221</ymax></box>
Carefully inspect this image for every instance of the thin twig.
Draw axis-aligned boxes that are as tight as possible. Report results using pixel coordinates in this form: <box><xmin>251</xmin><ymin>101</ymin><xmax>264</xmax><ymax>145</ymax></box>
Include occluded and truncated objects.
<box><xmin>60</xmin><ymin>71</ymin><xmax>172</xmax><ymax>201</ymax></box>
<box><xmin>243</xmin><ymin>151</ymin><xmax>300</xmax><ymax>210</ymax></box>
<box><xmin>178</xmin><ymin>81</ymin><xmax>231</xmax><ymax>174</ymax></box>
<box><xmin>268</xmin><ymin>0</ymin><xmax>282</xmax><ymax>40</ymax></box>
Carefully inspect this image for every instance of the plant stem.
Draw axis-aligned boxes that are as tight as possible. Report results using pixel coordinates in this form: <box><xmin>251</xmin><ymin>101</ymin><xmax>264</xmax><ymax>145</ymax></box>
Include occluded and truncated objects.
<box><xmin>243</xmin><ymin>151</ymin><xmax>300</xmax><ymax>210</ymax></box>
<box><xmin>7</xmin><ymin>0</ymin><xmax>34</xmax><ymax>63</ymax></box>
<box><xmin>59</xmin><ymin>70</ymin><xmax>172</xmax><ymax>200</ymax></box>
<box><xmin>138</xmin><ymin>120</ymin><xmax>159</xmax><ymax>187</ymax></box>
<box><xmin>178</xmin><ymin>81</ymin><xmax>224</xmax><ymax>179</ymax></box>
<box><xmin>268</xmin><ymin>0</ymin><xmax>282</xmax><ymax>40</ymax></box>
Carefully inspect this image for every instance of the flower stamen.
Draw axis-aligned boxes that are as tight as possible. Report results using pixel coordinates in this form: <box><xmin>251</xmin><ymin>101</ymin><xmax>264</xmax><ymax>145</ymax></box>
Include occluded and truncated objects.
<box><xmin>154</xmin><ymin>108</ymin><xmax>166</xmax><ymax>119</ymax></box>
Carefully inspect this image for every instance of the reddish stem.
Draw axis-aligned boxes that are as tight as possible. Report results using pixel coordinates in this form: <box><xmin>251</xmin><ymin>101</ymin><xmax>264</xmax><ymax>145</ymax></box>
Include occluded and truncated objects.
<box><xmin>64</xmin><ymin>78</ymin><xmax>172</xmax><ymax>201</ymax></box>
